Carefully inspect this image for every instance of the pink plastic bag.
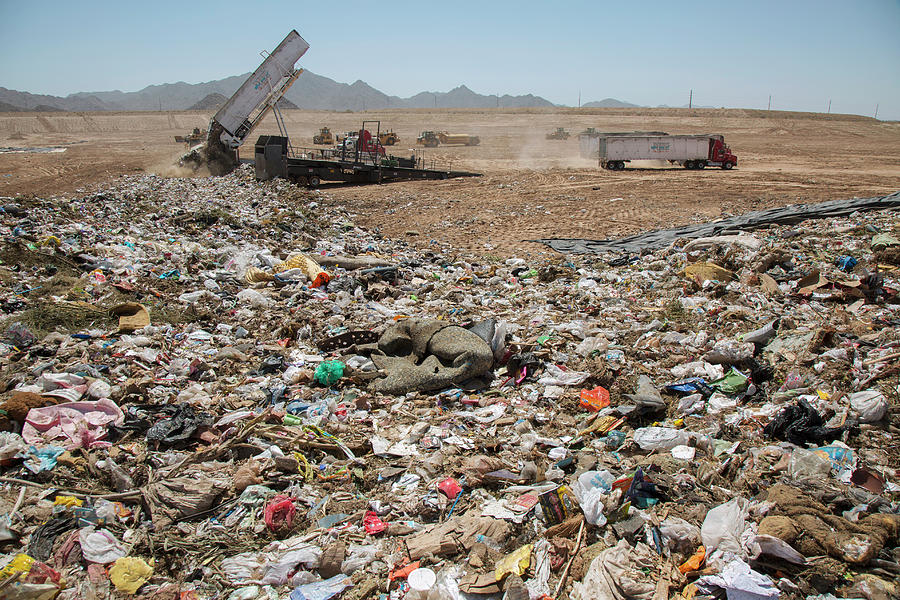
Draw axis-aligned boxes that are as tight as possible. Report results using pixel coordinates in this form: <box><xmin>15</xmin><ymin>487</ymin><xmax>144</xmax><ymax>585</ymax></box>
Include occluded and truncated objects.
<box><xmin>264</xmin><ymin>495</ymin><xmax>297</xmax><ymax>532</ymax></box>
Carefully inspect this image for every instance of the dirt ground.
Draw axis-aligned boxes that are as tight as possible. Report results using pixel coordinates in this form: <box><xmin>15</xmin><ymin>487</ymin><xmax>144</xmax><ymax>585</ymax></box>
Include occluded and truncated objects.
<box><xmin>1</xmin><ymin>108</ymin><xmax>898</xmax><ymax>258</ymax></box>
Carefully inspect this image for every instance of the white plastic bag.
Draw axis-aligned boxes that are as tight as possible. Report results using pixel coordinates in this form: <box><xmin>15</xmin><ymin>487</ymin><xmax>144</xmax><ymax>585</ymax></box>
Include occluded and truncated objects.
<box><xmin>659</xmin><ymin>517</ymin><xmax>701</xmax><ymax>553</ymax></box>
<box><xmin>701</xmin><ymin>497</ymin><xmax>748</xmax><ymax>556</ymax></box>
<box><xmin>849</xmin><ymin>390</ymin><xmax>888</xmax><ymax>423</ymax></box>
<box><xmin>633</xmin><ymin>427</ymin><xmax>691</xmax><ymax>451</ymax></box>
<box><xmin>79</xmin><ymin>526</ymin><xmax>127</xmax><ymax>563</ymax></box>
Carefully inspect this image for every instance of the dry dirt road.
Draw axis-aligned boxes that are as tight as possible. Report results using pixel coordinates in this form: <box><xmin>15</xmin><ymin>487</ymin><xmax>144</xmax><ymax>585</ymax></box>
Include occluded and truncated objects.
<box><xmin>1</xmin><ymin>108</ymin><xmax>898</xmax><ymax>258</ymax></box>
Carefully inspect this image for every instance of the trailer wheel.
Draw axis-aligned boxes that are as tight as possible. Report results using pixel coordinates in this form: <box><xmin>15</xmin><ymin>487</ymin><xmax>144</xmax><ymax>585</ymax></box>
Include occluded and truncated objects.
<box><xmin>684</xmin><ymin>161</ymin><xmax>694</xmax><ymax>169</ymax></box>
<box><xmin>308</xmin><ymin>176</ymin><xmax>320</xmax><ymax>187</ymax></box>
<box><xmin>723</xmin><ymin>162</ymin><xmax>733</xmax><ymax>170</ymax></box>
<box><xmin>616</xmin><ymin>161</ymin><xmax>626</xmax><ymax>171</ymax></box>
<box><xmin>696</xmin><ymin>161</ymin><xmax>706</xmax><ymax>169</ymax></box>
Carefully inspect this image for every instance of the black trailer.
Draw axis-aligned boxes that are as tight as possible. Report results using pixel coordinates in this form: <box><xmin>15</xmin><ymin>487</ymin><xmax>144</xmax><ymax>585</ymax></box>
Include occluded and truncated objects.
<box><xmin>254</xmin><ymin>135</ymin><xmax>480</xmax><ymax>187</ymax></box>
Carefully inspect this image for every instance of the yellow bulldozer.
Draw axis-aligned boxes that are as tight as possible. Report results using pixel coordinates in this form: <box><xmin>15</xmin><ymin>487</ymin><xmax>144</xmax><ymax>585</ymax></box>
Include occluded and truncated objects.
<box><xmin>313</xmin><ymin>127</ymin><xmax>334</xmax><ymax>145</ymax></box>
<box><xmin>546</xmin><ymin>127</ymin><xmax>570</xmax><ymax>140</ymax></box>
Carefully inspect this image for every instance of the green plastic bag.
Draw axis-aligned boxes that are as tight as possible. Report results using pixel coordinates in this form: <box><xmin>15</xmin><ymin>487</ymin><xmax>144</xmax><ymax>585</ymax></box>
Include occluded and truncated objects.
<box><xmin>710</xmin><ymin>367</ymin><xmax>749</xmax><ymax>395</ymax></box>
<box><xmin>314</xmin><ymin>360</ymin><xmax>345</xmax><ymax>386</ymax></box>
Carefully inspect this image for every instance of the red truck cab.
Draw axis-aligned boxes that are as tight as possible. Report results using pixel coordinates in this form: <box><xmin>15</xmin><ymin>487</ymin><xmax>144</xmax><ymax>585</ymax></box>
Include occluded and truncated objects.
<box><xmin>708</xmin><ymin>136</ymin><xmax>737</xmax><ymax>169</ymax></box>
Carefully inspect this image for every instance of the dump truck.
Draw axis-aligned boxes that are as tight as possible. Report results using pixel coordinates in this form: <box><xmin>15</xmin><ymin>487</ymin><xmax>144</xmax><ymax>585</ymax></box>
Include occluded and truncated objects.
<box><xmin>579</xmin><ymin>131</ymin><xmax>737</xmax><ymax>171</ymax></box>
<box><xmin>417</xmin><ymin>131</ymin><xmax>480</xmax><ymax>147</ymax></box>
<box><xmin>378</xmin><ymin>129</ymin><xmax>400</xmax><ymax>146</ymax></box>
<box><xmin>313</xmin><ymin>127</ymin><xmax>334</xmax><ymax>145</ymax></box>
<box><xmin>180</xmin><ymin>30</ymin><xmax>310</xmax><ymax>175</ymax></box>
<box><xmin>546</xmin><ymin>127</ymin><xmax>570</xmax><ymax>140</ymax></box>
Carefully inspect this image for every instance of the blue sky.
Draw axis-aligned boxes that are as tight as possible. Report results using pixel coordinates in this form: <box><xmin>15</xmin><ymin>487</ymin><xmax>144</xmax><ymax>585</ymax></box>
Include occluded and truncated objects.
<box><xmin>1</xmin><ymin>0</ymin><xmax>899</xmax><ymax>119</ymax></box>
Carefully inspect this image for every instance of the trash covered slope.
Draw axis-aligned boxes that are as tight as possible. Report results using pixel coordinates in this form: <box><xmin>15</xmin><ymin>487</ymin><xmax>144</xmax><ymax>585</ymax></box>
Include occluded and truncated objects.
<box><xmin>0</xmin><ymin>166</ymin><xmax>898</xmax><ymax>600</ymax></box>
<box><xmin>535</xmin><ymin>190</ymin><xmax>900</xmax><ymax>254</ymax></box>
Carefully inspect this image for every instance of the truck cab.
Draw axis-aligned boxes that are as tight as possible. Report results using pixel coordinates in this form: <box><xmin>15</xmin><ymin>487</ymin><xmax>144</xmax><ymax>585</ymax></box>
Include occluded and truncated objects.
<box><xmin>708</xmin><ymin>136</ymin><xmax>737</xmax><ymax>169</ymax></box>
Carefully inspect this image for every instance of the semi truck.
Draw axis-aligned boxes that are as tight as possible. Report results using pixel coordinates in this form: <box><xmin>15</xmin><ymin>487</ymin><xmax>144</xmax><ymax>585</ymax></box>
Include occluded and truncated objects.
<box><xmin>579</xmin><ymin>131</ymin><xmax>737</xmax><ymax>171</ymax></box>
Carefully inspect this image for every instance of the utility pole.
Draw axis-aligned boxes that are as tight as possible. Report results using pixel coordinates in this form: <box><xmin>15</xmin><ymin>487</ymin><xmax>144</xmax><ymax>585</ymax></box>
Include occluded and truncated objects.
<box><xmin>689</xmin><ymin>89</ymin><xmax>692</xmax><ymax>109</ymax></box>
<box><xmin>874</xmin><ymin>104</ymin><xmax>879</xmax><ymax>119</ymax></box>
<box><xmin>767</xmin><ymin>95</ymin><xmax>772</xmax><ymax>111</ymax></box>
<box><xmin>578</xmin><ymin>90</ymin><xmax>581</xmax><ymax>108</ymax></box>
<box><xmin>827</xmin><ymin>99</ymin><xmax>831</xmax><ymax>114</ymax></box>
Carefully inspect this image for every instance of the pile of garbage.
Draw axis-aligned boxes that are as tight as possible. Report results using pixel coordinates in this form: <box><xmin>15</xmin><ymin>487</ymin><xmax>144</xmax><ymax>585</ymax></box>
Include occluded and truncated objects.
<box><xmin>0</xmin><ymin>166</ymin><xmax>897</xmax><ymax>600</ymax></box>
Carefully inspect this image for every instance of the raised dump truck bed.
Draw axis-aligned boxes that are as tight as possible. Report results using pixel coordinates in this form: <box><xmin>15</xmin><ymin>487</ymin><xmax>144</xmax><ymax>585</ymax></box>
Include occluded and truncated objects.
<box><xmin>255</xmin><ymin>135</ymin><xmax>480</xmax><ymax>186</ymax></box>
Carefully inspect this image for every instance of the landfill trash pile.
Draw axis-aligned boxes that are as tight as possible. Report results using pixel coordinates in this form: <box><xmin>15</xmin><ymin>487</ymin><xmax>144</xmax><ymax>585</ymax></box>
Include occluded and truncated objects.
<box><xmin>0</xmin><ymin>166</ymin><xmax>898</xmax><ymax>600</ymax></box>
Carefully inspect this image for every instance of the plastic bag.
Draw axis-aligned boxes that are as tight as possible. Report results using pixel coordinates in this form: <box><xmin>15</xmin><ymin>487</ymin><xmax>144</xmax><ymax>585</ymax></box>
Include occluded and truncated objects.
<box><xmin>579</xmin><ymin>387</ymin><xmax>610</xmax><ymax>411</ymax></box>
<box><xmin>340</xmin><ymin>544</ymin><xmax>376</xmax><ymax>575</ymax></box>
<box><xmin>700</xmin><ymin>498</ymin><xmax>747</xmax><ymax>556</ymax></box>
<box><xmin>109</xmin><ymin>556</ymin><xmax>154</xmax><ymax>594</ymax></box>
<box><xmin>623</xmin><ymin>376</ymin><xmax>665</xmax><ymax>412</ymax></box>
<box><xmin>849</xmin><ymin>390</ymin><xmax>888</xmax><ymax>423</ymax></box>
<box><xmin>289</xmin><ymin>574</ymin><xmax>352</xmax><ymax>600</ymax></box>
<box><xmin>633</xmin><ymin>427</ymin><xmax>691</xmax><ymax>451</ymax></box>
<box><xmin>314</xmin><ymin>361</ymin><xmax>345</xmax><ymax>386</ymax></box>
<box><xmin>264</xmin><ymin>495</ymin><xmax>297</xmax><ymax>532</ymax></box>
<box><xmin>789</xmin><ymin>448</ymin><xmax>831</xmax><ymax>481</ymax></box>
<box><xmin>79</xmin><ymin>527</ymin><xmax>127</xmax><ymax>563</ymax></box>
<box><xmin>659</xmin><ymin>517</ymin><xmax>701</xmax><ymax>553</ymax></box>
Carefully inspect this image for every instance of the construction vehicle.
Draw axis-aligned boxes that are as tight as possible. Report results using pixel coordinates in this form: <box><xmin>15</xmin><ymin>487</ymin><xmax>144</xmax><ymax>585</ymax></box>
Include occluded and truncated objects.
<box><xmin>175</xmin><ymin>127</ymin><xmax>207</xmax><ymax>146</ymax></box>
<box><xmin>256</xmin><ymin>120</ymin><xmax>480</xmax><ymax>186</ymax></box>
<box><xmin>378</xmin><ymin>129</ymin><xmax>400</xmax><ymax>146</ymax></box>
<box><xmin>545</xmin><ymin>127</ymin><xmax>570</xmax><ymax>140</ymax></box>
<box><xmin>313</xmin><ymin>127</ymin><xmax>334</xmax><ymax>145</ymax></box>
<box><xmin>416</xmin><ymin>131</ymin><xmax>480</xmax><ymax>147</ymax></box>
<box><xmin>336</xmin><ymin>128</ymin><xmax>385</xmax><ymax>156</ymax></box>
<box><xmin>181</xmin><ymin>30</ymin><xmax>309</xmax><ymax>175</ymax></box>
<box><xmin>579</xmin><ymin>131</ymin><xmax>737</xmax><ymax>171</ymax></box>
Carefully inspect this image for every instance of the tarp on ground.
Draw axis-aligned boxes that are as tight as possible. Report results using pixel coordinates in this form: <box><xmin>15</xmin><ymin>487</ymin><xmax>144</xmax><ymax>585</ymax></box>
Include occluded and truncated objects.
<box><xmin>534</xmin><ymin>191</ymin><xmax>900</xmax><ymax>255</ymax></box>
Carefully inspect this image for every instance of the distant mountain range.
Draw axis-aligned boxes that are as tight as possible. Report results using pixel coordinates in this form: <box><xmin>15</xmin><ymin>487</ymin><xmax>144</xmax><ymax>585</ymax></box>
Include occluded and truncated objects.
<box><xmin>0</xmin><ymin>71</ymin><xmax>640</xmax><ymax>112</ymax></box>
<box><xmin>0</xmin><ymin>73</ymin><xmax>561</xmax><ymax>112</ymax></box>
<box><xmin>581</xmin><ymin>98</ymin><xmax>640</xmax><ymax>108</ymax></box>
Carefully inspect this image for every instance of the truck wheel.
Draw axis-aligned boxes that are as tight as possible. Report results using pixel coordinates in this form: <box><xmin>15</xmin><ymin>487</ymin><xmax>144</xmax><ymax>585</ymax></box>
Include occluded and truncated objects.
<box><xmin>684</xmin><ymin>161</ymin><xmax>694</xmax><ymax>169</ymax></box>
<box><xmin>696</xmin><ymin>161</ymin><xmax>706</xmax><ymax>169</ymax></box>
<box><xmin>308</xmin><ymin>176</ymin><xmax>320</xmax><ymax>187</ymax></box>
<box><xmin>616</xmin><ymin>161</ymin><xmax>626</xmax><ymax>171</ymax></box>
<box><xmin>723</xmin><ymin>162</ymin><xmax>733</xmax><ymax>170</ymax></box>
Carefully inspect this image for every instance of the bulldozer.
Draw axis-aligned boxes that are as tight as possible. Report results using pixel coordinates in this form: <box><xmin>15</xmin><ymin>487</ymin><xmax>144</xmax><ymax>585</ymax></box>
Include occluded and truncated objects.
<box><xmin>313</xmin><ymin>127</ymin><xmax>334</xmax><ymax>145</ymax></box>
<box><xmin>546</xmin><ymin>127</ymin><xmax>570</xmax><ymax>140</ymax></box>
<box><xmin>378</xmin><ymin>129</ymin><xmax>400</xmax><ymax>146</ymax></box>
<box><xmin>175</xmin><ymin>127</ymin><xmax>207</xmax><ymax>146</ymax></box>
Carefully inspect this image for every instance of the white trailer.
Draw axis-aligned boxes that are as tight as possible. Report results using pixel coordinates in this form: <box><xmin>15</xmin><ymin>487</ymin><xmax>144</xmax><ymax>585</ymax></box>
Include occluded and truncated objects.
<box><xmin>578</xmin><ymin>131</ymin><xmax>738</xmax><ymax>171</ymax></box>
<box><xmin>213</xmin><ymin>30</ymin><xmax>310</xmax><ymax>150</ymax></box>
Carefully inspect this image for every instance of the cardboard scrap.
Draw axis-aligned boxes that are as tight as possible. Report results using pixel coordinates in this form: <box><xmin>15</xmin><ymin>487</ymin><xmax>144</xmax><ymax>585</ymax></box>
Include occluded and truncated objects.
<box><xmin>111</xmin><ymin>303</ymin><xmax>150</xmax><ymax>332</ymax></box>
<box><xmin>684</xmin><ymin>262</ymin><xmax>735</xmax><ymax>285</ymax></box>
<box><xmin>404</xmin><ymin>515</ymin><xmax>512</xmax><ymax>560</ymax></box>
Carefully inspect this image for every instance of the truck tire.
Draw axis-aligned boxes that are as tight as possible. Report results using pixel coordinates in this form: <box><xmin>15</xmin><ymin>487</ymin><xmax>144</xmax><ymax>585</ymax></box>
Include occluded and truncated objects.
<box><xmin>723</xmin><ymin>162</ymin><xmax>733</xmax><ymax>170</ymax></box>
<box><xmin>308</xmin><ymin>176</ymin><xmax>320</xmax><ymax>187</ymax></box>
<box><xmin>684</xmin><ymin>161</ymin><xmax>694</xmax><ymax>169</ymax></box>
<box><xmin>696</xmin><ymin>161</ymin><xmax>706</xmax><ymax>169</ymax></box>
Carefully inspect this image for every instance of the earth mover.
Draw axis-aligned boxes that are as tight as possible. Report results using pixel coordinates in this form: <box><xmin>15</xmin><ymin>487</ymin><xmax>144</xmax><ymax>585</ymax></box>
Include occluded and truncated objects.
<box><xmin>175</xmin><ymin>127</ymin><xmax>207</xmax><ymax>146</ymax></box>
<box><xmin>546</xmin><ymin>127</ymin><xmax>570</xmax><ymax>140</ymax></box>
<box><xmin>313</xmin><ymin>127</ymin><xmax>334</xmax><ymax>145</ymax></box>
<box><xmin>378</xmin><ymin>129</ymin><xmax>400</xmax><ymax>146</ymax></box>
<box><xmin>417</xmin><ymin>131</ymin><xmax>480</xmax><ymax>147</ymax></box>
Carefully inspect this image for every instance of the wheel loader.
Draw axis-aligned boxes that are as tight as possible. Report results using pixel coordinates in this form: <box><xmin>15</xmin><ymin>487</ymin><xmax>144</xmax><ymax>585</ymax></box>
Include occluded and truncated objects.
<box><xmin>546</xmin><ymin>127</ymin><xmax>570</xmax><ymax>140</ymax></box>
<box><xmin>378</xmin><ymin>129</ymin><xmax>400</xmax><ymax>146</ymax></box>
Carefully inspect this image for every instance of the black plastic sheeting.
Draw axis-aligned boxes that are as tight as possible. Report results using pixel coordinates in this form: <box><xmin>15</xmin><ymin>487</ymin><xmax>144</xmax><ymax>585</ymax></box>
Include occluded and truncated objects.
<box><xmin>534</xmin><ymin>191</ymin><xmax>900</xmax><ymax>255</ymax></box>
